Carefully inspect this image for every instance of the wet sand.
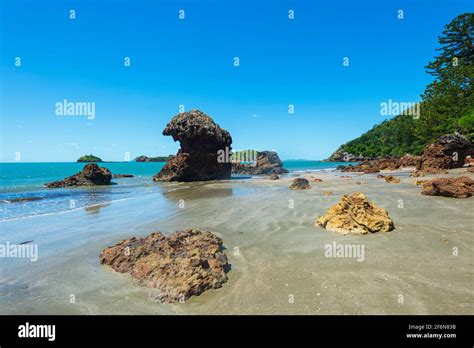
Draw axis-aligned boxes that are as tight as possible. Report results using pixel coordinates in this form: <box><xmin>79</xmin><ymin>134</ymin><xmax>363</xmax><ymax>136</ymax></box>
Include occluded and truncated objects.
<box><xmin>1</xmin><ymin>169</ymin><xmax>473</xmax><ymax>314</ymax></box>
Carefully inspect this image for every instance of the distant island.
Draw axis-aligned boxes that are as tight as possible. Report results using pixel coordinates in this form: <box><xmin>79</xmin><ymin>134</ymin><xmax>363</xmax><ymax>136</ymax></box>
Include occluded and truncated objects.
<box><xmin>135</xmin><ymin>155</ymin><xmax>174</xmax><ymax>162</ymax></box>
<box><xmin>77</xmin><ymin>154</ymin><xmax>102</xmax><ymax>162</ymax></box>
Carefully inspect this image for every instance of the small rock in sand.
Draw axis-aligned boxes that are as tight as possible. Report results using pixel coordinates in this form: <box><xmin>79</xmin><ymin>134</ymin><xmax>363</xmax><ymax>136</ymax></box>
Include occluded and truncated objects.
<box><xmin>290</xmin><ymin>178</ymin><xmax>311</xmax><ymax>190</ymax></box>
<box><xmin>315</xmin><ymin>192</ymin><xmax>394</xmax><ymax>235</ymax></box>
<box><xmin>420</xmin><ymin>176</ymin><xmax>474</xmax><ymax>199</ymax></box>
<box><xmin>384</xmin><ymin>175</ymin><xmax>400</xmax><ymax>184</ymax></box>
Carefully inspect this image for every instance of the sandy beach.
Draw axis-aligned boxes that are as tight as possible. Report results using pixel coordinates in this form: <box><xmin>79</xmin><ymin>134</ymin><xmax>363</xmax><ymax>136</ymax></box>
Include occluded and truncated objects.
<box><xmin>1</xmin><ymin>168</ymin><xmax>472</xmax><ymax>315</ymax></box>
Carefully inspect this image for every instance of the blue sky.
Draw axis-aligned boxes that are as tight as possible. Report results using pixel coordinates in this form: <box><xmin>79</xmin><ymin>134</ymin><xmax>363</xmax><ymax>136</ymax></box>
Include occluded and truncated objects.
<box><xmin>1</xmin><ymin>0</ymin><xmax>473</xmax><ymax>162</ymax></box>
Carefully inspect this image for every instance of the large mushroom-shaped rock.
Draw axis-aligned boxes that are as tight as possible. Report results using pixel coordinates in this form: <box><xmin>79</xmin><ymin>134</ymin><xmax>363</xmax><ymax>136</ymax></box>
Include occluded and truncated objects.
<box><xmin>232</xmin><ymin>151</ymin><xmax>289</xmax><ymax>175</ymax></box>
<box><xmin>45</xmin><ymin>163</ymin><xmax>112</xmax><ymax>188</ymax></box>
<box><xmin>420</xmin><ymin>176</ymin><xmax>474</xmax><ymax>198</ymax></box>
<box><xmin>290</xmin><ymin>178</ymin><xmax>311</xmax><ymax>190</ymax></box>
<box><xmin>315</xmin><ymin>192</ymin><xmax>394</xmax><ymax>235</ymax></box>
<box><xmin>100</xmin><ymin>229</ymin><xmax>229</xmax><ymax>303</ymax></box>
<box><xmin>153</xmin><ymin>110</ymin><xmax>232</xmax><ymax>182</ymax></box>
<box><xmin>416</xmin><ymin>133</ymin><xmax>473</xmax><ymax>171</ymax></box>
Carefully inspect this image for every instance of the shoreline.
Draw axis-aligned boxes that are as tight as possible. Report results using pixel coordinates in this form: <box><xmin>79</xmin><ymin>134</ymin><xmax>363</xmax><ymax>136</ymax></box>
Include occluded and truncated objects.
<box><xmin>1</xmin><ymin>167</ymin><xmax>472</xmax><ymax>314</ymax></box>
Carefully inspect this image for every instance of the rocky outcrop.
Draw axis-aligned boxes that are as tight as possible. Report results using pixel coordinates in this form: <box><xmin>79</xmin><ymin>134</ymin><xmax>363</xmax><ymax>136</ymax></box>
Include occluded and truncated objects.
<box><xmin>153</xmin><ymin>110</ymin><xmax>232</xmax><ymax>182</ymax></box>
<box><xmin>420</xmin><ymin>176</ymin><xmax>474</xmax><ymax>198</ymax></box>
<box><xmin>339</xmin><ymin>156</ymin><xmax>406</xmax><ymax>173</ymax></box>
<box><xmin>99</xmin><ymin>229</ymin><xmax>229</xmax><ymax>303</ymax></box>
<box><xmin>290</xmin><ymin>178</ymin><xmax>311</xmax><ymax>190</ymax></box>
<box><xmin>416</xmin><ymin>133</ymin><xmax>473</xmax><ymax>171</ymax></box>
<box><xmin>45</xmin><ymin>164</ymin><xmax>112</xmax><ymax>188</ymax></box>
<box><xmin>232</xmin><ymin>151</ymin><xmax>289</xmax><ymax>175</ymax></box>
<box><xmin>269</xmin><ymin>174</ymin><xmax>279</xmax><ymax>180</ymax></box>
<box><xmin>315</xmin><ymin>192</ymin><xmax>394</xmax><ymax>235</ymax></box>
<box><xmin>337</xmin><ymin>134</ymin><xmax>473</xmax><ymax>175</ymax></box>
<box><xmin>310</xmin><ymin>177</ymin><xmax>323</xmax><ymax>183</ymax></box>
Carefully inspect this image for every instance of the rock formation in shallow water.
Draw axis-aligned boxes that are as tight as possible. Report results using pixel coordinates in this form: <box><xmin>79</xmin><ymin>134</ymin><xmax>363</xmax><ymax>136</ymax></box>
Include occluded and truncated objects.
<box><xmin>269</xmin><ymin>174</ymin><xmax>279</xmax><ymax>180</ymax></box>
<box><xmin>232</xmin><ymin>151</ymin><xmax>289</xmax><ymax>175</ymax></box>
<box><xmin>153</xmin><ymin>110</ymin><xmax>232</xmax><ymax>182</ymax></box>
<box><xmin>45</xmin><ymin>163</ymin><xmax>112</xmax><ymax>188</ymax></box>
<box><xmin>290</xmin><ymin>178</ymin><xmax>311</xmax><ymax>190</ymax></box>
<box><xmin>315</xmin><ymin>192</ymin><xmax>394</xmax><ymax>235</ymax></box>
<box><xmin>100</xmin><ymin>228</ymin><xmax>229</xmax><ymax>303</ymax></box>
<box><xmin>420</xmin><ymin>176</ymin><xmax>474</xmax><ymax>198</ymax></box>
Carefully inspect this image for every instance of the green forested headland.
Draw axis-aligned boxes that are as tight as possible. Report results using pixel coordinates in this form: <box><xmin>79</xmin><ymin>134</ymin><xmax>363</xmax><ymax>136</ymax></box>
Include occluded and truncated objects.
<box><xmin>330</xmin><ymin>13</ymin><xmax>473</xmax><ymax>159</ymax></box>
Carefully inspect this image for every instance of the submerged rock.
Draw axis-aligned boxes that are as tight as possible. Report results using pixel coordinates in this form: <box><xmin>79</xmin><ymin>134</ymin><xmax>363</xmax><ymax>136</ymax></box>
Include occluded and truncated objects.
<box><xmin>290</xmin><ymin>178</ymin><xmax>311</xmax><ymax>190</ymax></box>
<box><xmin>269</xmin><ymin>174</ymin><xmax>279</xmax><ymax>180</ymax></box>
<box><xmin>99</xmin><ymin>228</ymin><xmax>229</xmax><ymax>303</ymax></box>
<box><xmin>420</xmin><ymin>176</ymin><xmax>474</xmax><ymax>198</ymax></box>
<box><xmin>45</xmin><ymin>164</ymin><xmax>112</xmax><ymax>188</ymax></box>
<box><xmin>315</xmin><ymin>192</ymin><xmax>394</xmax><ymax>235</ymax></box>
<box><xmin>232</xmin><ymin>151</ymin><xmax>289</xmax><ymax>175</ymax></box>
<box><xmin>153</xmin><ymin>110</ymin><xmax>232</xmax><ymax>182</ymax></box>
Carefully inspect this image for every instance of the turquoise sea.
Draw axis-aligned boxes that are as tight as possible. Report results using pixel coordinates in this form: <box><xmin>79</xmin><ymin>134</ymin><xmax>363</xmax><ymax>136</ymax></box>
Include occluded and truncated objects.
<box><xmin>0</xmin><ymin>161</ymin><xmax>352</xmax><ymax>220</ymax></box>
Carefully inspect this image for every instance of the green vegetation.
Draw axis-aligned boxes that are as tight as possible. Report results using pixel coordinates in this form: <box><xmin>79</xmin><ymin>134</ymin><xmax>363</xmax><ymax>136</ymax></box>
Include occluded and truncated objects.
<box><xmin>77</xmin><ymin>154</ymin><xmax>102</xmax><ymax>162</ymax></box>
<box><xmin>334</xmin><ymin>13</ymin><xmax>473</xmax><ymax>158</ymax></box>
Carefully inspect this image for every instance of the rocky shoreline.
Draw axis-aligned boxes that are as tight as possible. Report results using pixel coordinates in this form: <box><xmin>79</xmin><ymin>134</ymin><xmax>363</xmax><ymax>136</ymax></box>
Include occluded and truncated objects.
<box><xmin>338</xmin><ymin>133</ymin><xmax>473</xmax><ymax>176</ymax></box>
<box><xmin>39</xmin><ymin>113</ymin><xmax>473</xmax><ymax>303</ymax></box>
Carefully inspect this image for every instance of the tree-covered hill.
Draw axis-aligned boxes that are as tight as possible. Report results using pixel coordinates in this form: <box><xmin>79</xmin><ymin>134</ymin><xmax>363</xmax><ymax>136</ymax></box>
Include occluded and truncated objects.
<box><xmin>328</xmin><ymin>13</ymin><xmax>473</xmax><ymax>160</ymax></box>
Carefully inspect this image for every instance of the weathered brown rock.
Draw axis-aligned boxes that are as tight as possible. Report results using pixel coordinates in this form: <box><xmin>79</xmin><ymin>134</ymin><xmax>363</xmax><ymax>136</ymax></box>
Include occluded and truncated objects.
<box><xmin>420</xmin><ymin>176</ymin><xmax>474</xmax><ymax>198</ymax></box>
<box><xmin>416</xmin><ymin>133</ymin><xmax>473</xmax><ymax>171</ymax></box>
<box><xmin>45</xmin><ymin>164</ymin><xmax>112</xmax><ymax>188</ymax></box>
<box><xmin>290</xmin><ymin>178</ymin><xmax>311</xmax><ymax>190</ymax></box>
<box><xmin>269</xmin><ymin>174</ymin><xmax>279</xmax><ymax>180</ymax></box>
<box><xmin>315</xmin><ymin>192</ymin><xmax>394</xmax><ymax>235</ymax></box>
<box><xmin>99</xmin><ymin>229</ymin><xmax>229</xmax><ymax>302</ymax></box>
<box><xmin>232</xmin><ymin>151</ymin><xmax>289</xmax><ymax>175</ymax></box>
<box><xmin>399</xmin><ymin>154</ymin><xmax>418</xmax><ymax>167</ymax></box>
<box><xmin>383</xmin><ymin>175</ymin><xmax>400</xmax><ymax>184</ymax></box>
<box><xmin>153</xmin><ymin>110</ymin><xmax>232</xmax><ymax>182</ymax></box>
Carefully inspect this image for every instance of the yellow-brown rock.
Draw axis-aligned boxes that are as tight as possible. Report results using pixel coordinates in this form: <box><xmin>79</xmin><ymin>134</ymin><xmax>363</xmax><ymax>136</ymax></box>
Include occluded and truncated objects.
<box><xmin>315</xmin><ymin>192</ymin><xmax>394</xmax><ymax>235</ymax></box>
